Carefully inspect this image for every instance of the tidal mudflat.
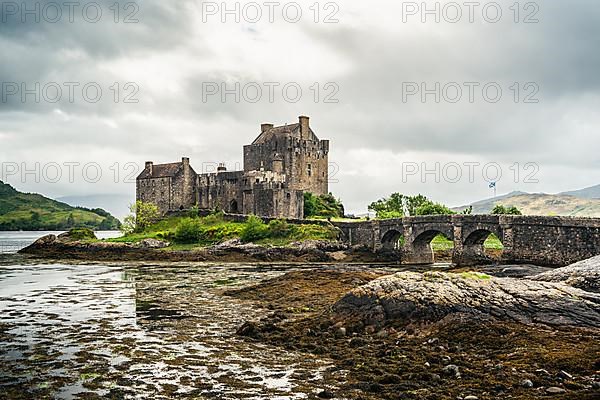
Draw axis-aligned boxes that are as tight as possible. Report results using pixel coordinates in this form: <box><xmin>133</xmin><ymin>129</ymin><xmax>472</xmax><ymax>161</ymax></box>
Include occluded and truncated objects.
<box><xmin>0</xmin><ymin>259</ymin><xmax>347</xmax><ymax>399</ymax></box>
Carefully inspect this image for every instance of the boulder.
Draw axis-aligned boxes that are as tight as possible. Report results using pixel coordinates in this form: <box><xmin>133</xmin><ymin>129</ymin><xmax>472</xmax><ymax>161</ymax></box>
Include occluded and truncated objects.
<box><xmin>332</xmin><ymin>271</ymin><xmax>600</xmax><ymax>330</ymax></box>
<box><xmin>28</xmin><ymin>234</ymin><xmax>57</xmax><ymax>247</ymax></box>
<box><xmin>529</xmin><ymin>255</ymin><xmax>600</xmax><ymax>293</ymax></box>
<box><xmin>135</xmin><ymin>238</ymin><xmax>170</xmax><ymax>249</ymax></box>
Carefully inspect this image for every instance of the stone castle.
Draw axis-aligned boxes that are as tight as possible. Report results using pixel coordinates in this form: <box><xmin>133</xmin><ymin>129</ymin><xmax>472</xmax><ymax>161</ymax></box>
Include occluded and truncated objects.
<box><xmin>136</xmin><ymin>116</ymin><xmax>329</xmax><ymax>219</ymax></box>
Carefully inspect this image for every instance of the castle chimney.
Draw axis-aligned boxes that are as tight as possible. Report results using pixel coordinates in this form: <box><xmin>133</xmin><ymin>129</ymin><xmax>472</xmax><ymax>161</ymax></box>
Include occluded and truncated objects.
<box><xmin>217</xmin><ymin>162</ymin><xmax>227</xmax><ymax>172</ymax></box>
<box><xmin>299</xmin><ymin>115</ymin><xmax>309</xmax><ymax>139</ymax></box>
<box><xmin>145</xmin><ymin>161</ymin><xmax>153</xmax><ymax>175</ymax></box>
<box><xmin>182</xmin><ymin>157</ymin><xmax>189</xmax><ymax>168</ymax></box>
<box><xmin>261</xmin><ymin>123</ymin><xmax>274</xmax><ymax>133</ymax></box>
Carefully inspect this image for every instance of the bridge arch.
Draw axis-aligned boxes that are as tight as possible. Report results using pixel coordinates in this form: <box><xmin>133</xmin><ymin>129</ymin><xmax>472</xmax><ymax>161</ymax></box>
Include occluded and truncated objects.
<box><xmin>404</xmin><ymin>224</ymin><xmax>454</xmax><ymax>264</ymax></box>
<box><xmin>381</xmin><ymin>229</ymin><xmax>403</xmax><ymax>250</ymax></box>
<box><xmin>413</xmin><ymin>229</ymin><xmax>453</xmax><ymax>245</ymax></box>
<box><xmin>458</xmin><ymin>225</ymin><xmax>505</xmax><ymax>265</ymax></box>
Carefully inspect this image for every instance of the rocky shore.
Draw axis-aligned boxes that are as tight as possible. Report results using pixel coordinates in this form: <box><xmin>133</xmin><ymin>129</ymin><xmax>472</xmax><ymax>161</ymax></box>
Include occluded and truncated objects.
<box><xmin>229</xmin><ymin>259</ymin><xmax>600</xmax><ymax>399</ymax></box>
<box><xmin>18</xmin><ymin>232</ymin><xmax>388</xmax><ymax>263</ymax></box>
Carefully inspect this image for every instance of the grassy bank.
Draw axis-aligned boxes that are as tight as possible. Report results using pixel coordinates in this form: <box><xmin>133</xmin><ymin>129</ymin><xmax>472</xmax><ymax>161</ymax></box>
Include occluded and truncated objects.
<box><xmin>431</xmin><ymin>233</ymin><xmax>503</xmax><ymax>251</ymax></box>
<box><xmin>109</xmin><ymin>213</ymin><xmax>340</xmax><ymax>249</ymax></box>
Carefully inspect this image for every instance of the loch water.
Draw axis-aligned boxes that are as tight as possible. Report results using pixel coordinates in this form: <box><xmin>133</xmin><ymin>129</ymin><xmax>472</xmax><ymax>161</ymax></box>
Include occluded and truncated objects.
<box><xmin>0</xmin><ymin>232</ymin><xmax>344</xmax><ymax>399</ymax></box>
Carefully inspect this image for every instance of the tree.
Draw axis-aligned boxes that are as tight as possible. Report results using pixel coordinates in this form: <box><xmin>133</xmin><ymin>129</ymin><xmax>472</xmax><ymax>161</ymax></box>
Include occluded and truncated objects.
<box><xmin>303</xmin><ymin>193</ymin><xmax>344</xmax><ymax>218</ymax></box>
<box><xmin>121</xmin><ymin>201</ymin><xmax>160</xmax><ymax>234</ymax></box>
<box><xmin>491</xmin><ymin>204</ymin><xmax>522</xmax><ymax>215</ymax></box>
<box><xmin>414</xmin><ymin>202</ymin><xmax>455</xmax><ymax>216</ymax></box>
<box><xmin>368</xmin><ymin>193</ymin><xmax>454</xmax><ymax>219</ymax></box>
<box><xmin>29</xmin><ymin>211</ymin><xmax>42</xmax><ymax>229</ymax></box>
<box><xmin>66</xmin><ymin>213</ymin><xmax>75</xmax><ymax>227</ymax></box>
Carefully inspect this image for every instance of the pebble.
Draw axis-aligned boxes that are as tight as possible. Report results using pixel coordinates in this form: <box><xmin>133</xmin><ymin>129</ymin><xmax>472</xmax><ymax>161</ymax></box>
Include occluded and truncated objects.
<box><xmin>464</xmin><ymin>396</ymin><xmax>478</xmax><ymax>400</ymax></box>
<box><xmin>441</xmin><ymin>355</ymin><xmax>452</xmax><ymax>364</ymax></box>
<box><xmin>536</xmin><ymin>368</ymin><xmax>550</xmax><ymax>376</ymax></box>
<box><xmin>424</xmin><ymin>361</ymin><xmax>431</xmax><ymax>368</ymax></box>
<box><xmin>557</xmin><ymin>370</ymin><xmax>573</xmax><ymax>380</ymax></box>
<box><xmin>376</xmin><ymin>329</ymin><xmax>388</xmax><ymax>338</ymax></box>
<box><xmin>520</xmin><ymin>379</ymin><xmax>533</xmax><ymax>388</ymax></box>
<box><xmin>442</xmin><ymin>364</ymin><xmax>460</xmax><ymax>378</ymax></box>
<box><xmin>317</xmin><ymin>390</ymin><xmax>334</xmax><ymax>399</ymax></box>
<box><xmin>591</xmin><ymin>381</ymin><xmax>600</xmax><ymax>389</ymax></box>
<box><xmin>335</xmin><ymin>327</ymin><xmax>346</xmax><ymax>337</ymax></box>
<box><xmin>546</xmin><ymin>387</ymin><xmax>566</xmax><ymax>395</ymax></box>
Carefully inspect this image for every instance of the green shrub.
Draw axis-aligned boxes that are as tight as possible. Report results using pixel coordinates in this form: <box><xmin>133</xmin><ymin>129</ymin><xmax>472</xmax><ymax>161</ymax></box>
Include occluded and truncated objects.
<box><xmin>240</xmin><ymin>215</ymin><xmax>269</xmax><ymax>242</ymax></box>
<box><xmin>202</xmin><ymin>211</ymin><xmax>225</xmax><ymax>225</ymax></box>
<box><xmin>491</xmin><ymin>204</ymin><xmax>522</xmax><ymax>215</ymax></box>
<box><xmin>188</xmin><ymin>205</ymin><xmax>200</xmax><ymax>218</ymax></box>
<box><xmin>268</xmin><ymin>219</ymin><xmax>296</xmax><ymax>237</ymax></box>
<box><xmin>67</xmin><ymin>228</ymin><xmax>96</xmax><ymax>241</ymax></box>
<box><xmin>174</xmin><ymin>218</ymin><xmax>202</xmax><ymax>243</ymax></box>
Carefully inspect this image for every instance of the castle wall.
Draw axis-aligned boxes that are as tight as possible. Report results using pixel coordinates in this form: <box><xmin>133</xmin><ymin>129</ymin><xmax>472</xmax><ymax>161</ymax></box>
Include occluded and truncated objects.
<box><xmin>136</xmin><ymin>177</ymin><xmax>173</xmax><ymax>215</ymax></box>
<box><xmin>197</xmin><ymin>169</ymin><xmax>302</xmax><ymax>218</ymax></box>
<box><xmin>197</xmin><ymin>171</ymin><xmax>245</xmax><ymax>213</ymax></box>
<box><xmin>287</xmin><ymin>137</ymin><xmax>329</xmax><ymax>195</ymax></box>
<box><xmin>244</xmin><ymin>187</ymin><xmax>304</xmax><ymax>219</ymax></box>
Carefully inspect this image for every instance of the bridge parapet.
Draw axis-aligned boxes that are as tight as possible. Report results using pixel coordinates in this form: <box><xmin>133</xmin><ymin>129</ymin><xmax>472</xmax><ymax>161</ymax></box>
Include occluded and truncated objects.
<box><xmin>333</xmin><ymin>215</ymin><xmax>600</xmax><ymax>267</ymax></box>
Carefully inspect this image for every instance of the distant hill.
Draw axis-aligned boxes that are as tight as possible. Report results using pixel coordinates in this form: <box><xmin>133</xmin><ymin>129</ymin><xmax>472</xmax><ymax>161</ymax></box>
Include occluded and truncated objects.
<box><xmin>454</xmin><ymin>191</ymin><xmax>600</xmax><ymax>217</ymax></box>
<box><xmin>57</xmin><ymin>194</ymin><xmax>133</xmax><ymax>221</ymax></box>
<box><xmin>560</xmin><ymin>184</ymin><xmax>600</xmax><ymax>200</ymax></box>
<box><xmin>0</xmin><ymin>181</ymin><xmax>121</xmax><ymax>231</ymax></box>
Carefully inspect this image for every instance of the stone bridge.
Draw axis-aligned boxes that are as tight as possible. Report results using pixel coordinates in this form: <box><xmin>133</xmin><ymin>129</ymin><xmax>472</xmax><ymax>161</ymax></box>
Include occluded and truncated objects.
<box><xmin>332</xmin><ymin>215</ymin><xmax>600</xmax><ymax>266</ymax></box>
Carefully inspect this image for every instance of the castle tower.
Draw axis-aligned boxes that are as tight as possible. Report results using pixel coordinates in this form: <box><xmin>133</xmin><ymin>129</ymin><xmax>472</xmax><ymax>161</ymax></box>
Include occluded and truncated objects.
<box><xmin>243</xmin><ymin>115</ymin><xmax>329</xmax><ymax>195</ymax></box>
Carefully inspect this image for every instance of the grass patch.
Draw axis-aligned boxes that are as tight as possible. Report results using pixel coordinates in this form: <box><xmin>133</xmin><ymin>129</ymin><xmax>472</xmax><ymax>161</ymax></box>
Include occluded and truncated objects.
<box><xmin>458</xmin><ymin>271</ymin><xmax>492</xmax><ymax>280</ymax></box>
<box><xmin>431</xmin><ymin>234</ymin><xmax>454</xmax><ymax>251</ymax></box>
<box><xmin>109</xmin><ymin>213</ymin><xmax>339</xmax><ymax>249</ymax></box>
<box><xmin>430</xmin><ymin>233</ymin><xmax>504</xmax><ymax>251</ymax></box>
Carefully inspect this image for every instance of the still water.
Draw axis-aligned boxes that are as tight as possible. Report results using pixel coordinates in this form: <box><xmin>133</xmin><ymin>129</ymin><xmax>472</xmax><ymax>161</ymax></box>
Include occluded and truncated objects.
<box><xmin>0</xmin><ymin>232</ymin><xmax>340</xmax><ymax>399</ymax></box>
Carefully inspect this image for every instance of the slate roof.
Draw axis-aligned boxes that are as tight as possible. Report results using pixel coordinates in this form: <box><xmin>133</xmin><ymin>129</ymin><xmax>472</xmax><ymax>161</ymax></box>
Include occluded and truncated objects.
<box><xmin>251</xmin><ymin>123</ymin><xmax>317</xmax><ymax>145</ymax></box>
<box><xmin>137</xmin><ymin>162</ymin><xmax>183</xmax><ymax>179</ymax></box>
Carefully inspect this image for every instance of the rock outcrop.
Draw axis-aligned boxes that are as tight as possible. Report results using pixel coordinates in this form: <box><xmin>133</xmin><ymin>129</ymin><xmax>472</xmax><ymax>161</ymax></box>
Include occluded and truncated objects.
<box><xmin>529</xmin><ymin>255</ymin><xmax>600</xmax><ymax>293</ymax></box>
<box><xmin>333</xmin><ymin>271</ymin><xmax>600</xmax><ymax>330</ymax></box>
<box><xmin>19</xmin><ymin>235</ymin><xmax>377</xmax><ymax>263</ymax></box>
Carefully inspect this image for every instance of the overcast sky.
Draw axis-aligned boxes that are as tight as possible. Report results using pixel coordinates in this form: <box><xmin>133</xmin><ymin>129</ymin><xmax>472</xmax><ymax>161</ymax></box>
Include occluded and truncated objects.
<box><xmin>1</xmin><ymin>0</ymin><xmax>599</xmax><ymax>216</ymax></box>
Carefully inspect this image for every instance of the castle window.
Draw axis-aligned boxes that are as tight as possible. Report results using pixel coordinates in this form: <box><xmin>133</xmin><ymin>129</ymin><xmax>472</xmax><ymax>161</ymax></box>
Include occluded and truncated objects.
<box><xmin>255</xmin><ymin>178</ymin><xmax>260</xmax><ymax>183</ymax></box>
<box><xmin>286</xmin><ymin>192</ymin><xmax>291</xmax><ymax>199</ymax></box>
<box><xmin>307</xmin><ymin>163</ymin><xmax>312</xmax><ymax>177</ymax></box>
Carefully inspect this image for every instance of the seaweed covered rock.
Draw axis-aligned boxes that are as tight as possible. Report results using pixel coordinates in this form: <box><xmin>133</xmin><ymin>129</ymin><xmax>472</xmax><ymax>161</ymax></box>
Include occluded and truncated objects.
<box><xmin>529</xmin><ymin>255</ymin><xmax>600</xmax><ymax>293</ymax></box>
<box><xmin>58</xmin><ymin>228</ymin><xmax>97</xmax><ymax>241</ymax></box>
<box><xmin>332</xmin><ymin>271</ymin><xmax>600</xmax><ymax>330</ymax></box>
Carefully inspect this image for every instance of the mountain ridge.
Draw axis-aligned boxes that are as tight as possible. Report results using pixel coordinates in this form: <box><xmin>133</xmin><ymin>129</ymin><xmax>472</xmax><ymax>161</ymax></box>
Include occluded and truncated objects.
<box><xmin>454</xmin><ymin>186</ymin><xmax>600</xmax><ymax>217</ymax></box>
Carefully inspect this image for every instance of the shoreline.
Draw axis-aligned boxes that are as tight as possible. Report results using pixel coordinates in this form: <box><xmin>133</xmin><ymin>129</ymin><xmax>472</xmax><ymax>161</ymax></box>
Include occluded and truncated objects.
<box><xmin>17</xmin><ymin>233</ymin><xmax>411</xmax><ymax>264</ymax></box>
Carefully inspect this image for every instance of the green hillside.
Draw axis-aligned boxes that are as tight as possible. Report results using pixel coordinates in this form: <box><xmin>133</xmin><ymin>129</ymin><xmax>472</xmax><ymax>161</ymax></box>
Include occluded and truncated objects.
<box><xmin>453</xmin><ymin>192</ymin><xmax>600</xmax><ymax>217</ymax></box>
<box><xmin>0</xmin><ymin>181</ymin><xmax>121</xmax><ymax>231</ymax></box>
